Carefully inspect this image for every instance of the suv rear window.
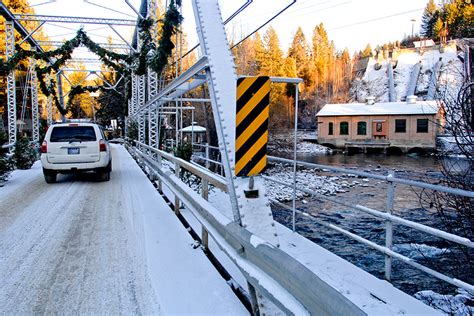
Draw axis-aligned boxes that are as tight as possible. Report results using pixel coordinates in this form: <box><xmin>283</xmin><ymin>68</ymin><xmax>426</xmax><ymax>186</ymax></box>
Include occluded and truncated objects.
<box><xmin>50</xmin><ymin>126</ymin><xmax>97</xmax><ymax>142</ymax></box>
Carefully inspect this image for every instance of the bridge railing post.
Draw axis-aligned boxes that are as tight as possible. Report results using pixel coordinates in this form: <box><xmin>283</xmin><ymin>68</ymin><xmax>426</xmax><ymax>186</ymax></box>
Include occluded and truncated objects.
<box><xmin>201</xmin><ymin>178</ymin><xmax>209</xmax><ymax>249</ymax></box>
<box><xmin>385</xmin><ymin>171</ymin><xmax>395</xmax><ymax>281</ymax></box>
<box><xmin>174</xmin><ymin>161</ymin><xmax>181</xmax><ymax>215</ymax></box>
<box><xmin>154</xmin><ymin>153</ymin><xmax>162</xmax><ymax>191</ymax></box>
<box><xmin>205</xmin><ymin>143</ymin><xmax>210</xmax><ymax>170</ymax></box>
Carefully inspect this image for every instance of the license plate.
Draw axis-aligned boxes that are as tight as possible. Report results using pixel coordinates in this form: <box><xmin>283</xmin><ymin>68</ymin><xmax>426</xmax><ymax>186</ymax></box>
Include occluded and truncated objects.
<box><xmin>68</xmin><ymin>147</ymin><xmax>80</xmax><ymax>155</ymax></box>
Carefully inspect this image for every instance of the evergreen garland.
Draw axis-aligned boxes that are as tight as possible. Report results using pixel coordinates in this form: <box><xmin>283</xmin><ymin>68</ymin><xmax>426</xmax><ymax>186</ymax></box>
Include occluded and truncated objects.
<box><xmin>0</xmin><ymin>1</ymin><xmax>182</xmax><ymax>116</ymax></box>
<box><xmin>150</xmin><ymin>0</ymin><xmax>183</xmax><ymax>75</ymax></box>
<box><xmin>66</xmin><ymin>85</ymin><xmax>100</xmax><ymax>109</ymax></box>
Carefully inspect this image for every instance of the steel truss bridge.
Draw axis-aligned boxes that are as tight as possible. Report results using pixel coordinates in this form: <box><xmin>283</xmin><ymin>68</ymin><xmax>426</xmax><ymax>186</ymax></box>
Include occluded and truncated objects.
<box><xmin>1</xmin><ymin>0</ymin><xmax>473</xmax><ymax>315</ymax></box>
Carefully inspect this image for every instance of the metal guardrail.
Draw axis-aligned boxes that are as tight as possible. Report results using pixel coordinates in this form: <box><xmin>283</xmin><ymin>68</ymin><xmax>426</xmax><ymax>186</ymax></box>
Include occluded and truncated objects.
<box><xmin>1</xmin><ymin>143</ymin><xmax>15</xmax><ymax>150</ymax></box>
<box><xmin>191</xmin><ymin>143</ymin><xmax>224</xmax><ymax>175</ymax></box>
<box><xmin>266</xmin><ymin>155</ymin><xmax>474</xmax><ymax>293</ymax></box>
<box><xmin>127</xmin><ymin>140</ymin><xmax>366</xmax><ymax>315</ymax></box>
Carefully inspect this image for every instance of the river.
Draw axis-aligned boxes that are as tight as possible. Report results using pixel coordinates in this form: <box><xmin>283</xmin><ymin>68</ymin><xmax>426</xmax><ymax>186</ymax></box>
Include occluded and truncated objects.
<box><xmin>270</xmin><ymin>151</ymin><xmax>472</xmax><ymax>296</ymax></box>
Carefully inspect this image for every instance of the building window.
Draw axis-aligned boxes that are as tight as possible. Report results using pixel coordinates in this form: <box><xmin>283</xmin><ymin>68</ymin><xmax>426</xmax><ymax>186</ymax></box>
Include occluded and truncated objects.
<box><xmin>357</xmin><ymin>122</ymin><xmax>367</xmax><ymax>135</ymax></box>
<box><xmin>340</xmin><ymin>122</ymin><xmax>349</xmax><ymax>135</ymax></box>
<box><xmin>417</xmin><ymin>119</ymin><xmax>429</xmax><ymax>133</ymax></box>
<box><xmin>328</xmin><ymin>122</ymin><xmax>333</xmax><ymax>135</ymax></box>
<box><xmin>376</xmin><ymin>122</ymin><xmax>383</xmax><ymax>133</ymax></box>
<box><xmin>395</xmin><ymin>119</ymin><xmax>406</xmax><ymax>133</ymax></box>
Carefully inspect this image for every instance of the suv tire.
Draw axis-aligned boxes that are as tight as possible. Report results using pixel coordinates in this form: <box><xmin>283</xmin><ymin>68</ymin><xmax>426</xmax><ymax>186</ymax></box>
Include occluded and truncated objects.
<box><xmin>99</xmin><ymin>171</ymin><xmax>110</xmax><ymax>182</ymax></box>
<box><xmin>43</xmin><ymin>170</ymin><xmax>57</xmax><ymax>183</ymax></box>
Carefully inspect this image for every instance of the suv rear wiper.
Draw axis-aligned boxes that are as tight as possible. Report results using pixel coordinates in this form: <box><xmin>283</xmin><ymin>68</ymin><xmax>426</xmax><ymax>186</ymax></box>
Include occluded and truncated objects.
<box><xmin>68</xmin><ymin>138</ymin><xmax>83</xmax><ymax>143</ymax></box>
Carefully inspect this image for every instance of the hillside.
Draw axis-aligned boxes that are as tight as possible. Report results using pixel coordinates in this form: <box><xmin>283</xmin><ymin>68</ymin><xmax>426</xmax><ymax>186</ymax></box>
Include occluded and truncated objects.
<box><xmin>350</xmin><ymin>41</ymin><xmax>468</xmax><ymax>103</ymax></box>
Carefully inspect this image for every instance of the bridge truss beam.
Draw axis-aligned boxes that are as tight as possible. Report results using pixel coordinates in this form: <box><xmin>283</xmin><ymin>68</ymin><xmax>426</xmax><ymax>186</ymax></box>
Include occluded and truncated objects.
<box><xmin>31</xmin><ymin>57</ymin><xmax>39</xmax><ymax>143</ymax></box>
<box><xmin>147</xmin><ymin>0</ymin><xmax>159</xmax><ymax>148</ymax></box>
<box><xmin>6</xmin><ymin>21</ymin><xmax>16</xmax><ymax>149</ymax></box>
<box><xmin>137</xmin><ymin>75</ymin><xmax>146</xmax><ymax>144</ymax></box>
<box><xmin>38</xmin><ymin>41</ymin><xmax>130</xmax><ymax>50</ymax></box>
<box><xmin>14</xmin><ymin>14</ymin><xmax>136</xmax><ymax>26</ymax></box>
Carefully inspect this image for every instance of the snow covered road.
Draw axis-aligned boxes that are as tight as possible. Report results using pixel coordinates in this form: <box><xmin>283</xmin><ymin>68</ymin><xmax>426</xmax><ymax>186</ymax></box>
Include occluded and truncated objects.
<box><xmin>0</xmin><ymin>145</ymin><xmax>247</xmax><ymax>315</ymax></box>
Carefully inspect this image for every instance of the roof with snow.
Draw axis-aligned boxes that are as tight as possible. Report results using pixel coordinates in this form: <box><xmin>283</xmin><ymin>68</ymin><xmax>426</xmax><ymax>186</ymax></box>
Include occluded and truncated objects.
<box><xmin>413</xmin><ymin>39</ymin><xmax>435</xmax><ymax>48</ymax></box>
<box><xmin>316</xmin><ymin>101</ymin><xmax>441</xmax><ymax>116</ymax></box>
<box><xmin>180</xmin><ymin>125</ymin><xmax>206</xmax><ymax>132</ymax></box>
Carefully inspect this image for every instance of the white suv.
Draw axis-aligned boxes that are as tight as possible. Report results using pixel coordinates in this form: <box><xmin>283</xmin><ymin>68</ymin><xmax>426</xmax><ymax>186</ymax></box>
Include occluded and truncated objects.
<box><xmin>40</xmin><ymin>122</ymin><xmax>112</xmax><ymax>183</ymax></box>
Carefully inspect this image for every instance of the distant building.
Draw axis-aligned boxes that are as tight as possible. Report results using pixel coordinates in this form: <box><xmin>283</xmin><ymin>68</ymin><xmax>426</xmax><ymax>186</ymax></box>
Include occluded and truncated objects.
<box><xmin>316</xmin><ymin>98</ymin><xmax>444</xmax><ymax>154</ymax></box>
<box><xmin>180</xmin><ymin>124</ymin><xmax>207</xmax><ymax>144</ymax></box>
<box><xmin>413</xmin><ymin>39</ymin><xmax>435</xmax><ymax>48</ymax></box>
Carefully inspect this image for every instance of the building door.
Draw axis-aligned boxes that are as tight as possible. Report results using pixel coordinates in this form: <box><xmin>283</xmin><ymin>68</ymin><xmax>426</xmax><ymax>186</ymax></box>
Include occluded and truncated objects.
<box><xmin>372</xmin><ymin>121</ymin><xmax>387</xmax><ymax>139</ymax></box>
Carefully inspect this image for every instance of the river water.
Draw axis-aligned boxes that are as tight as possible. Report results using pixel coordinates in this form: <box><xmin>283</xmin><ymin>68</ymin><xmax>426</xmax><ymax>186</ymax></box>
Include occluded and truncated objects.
<box><xmin>270</xmin><ymin>152</ymin><xmax>472</xmax><ymax>296</ymax></box>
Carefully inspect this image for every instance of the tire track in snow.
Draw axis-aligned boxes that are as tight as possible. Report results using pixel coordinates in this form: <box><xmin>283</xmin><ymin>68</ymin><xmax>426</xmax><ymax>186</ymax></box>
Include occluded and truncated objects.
<box><xmin>0</xmin><ymin>146</ymin><xmax>160</xmax><ymax>314</ymax></box>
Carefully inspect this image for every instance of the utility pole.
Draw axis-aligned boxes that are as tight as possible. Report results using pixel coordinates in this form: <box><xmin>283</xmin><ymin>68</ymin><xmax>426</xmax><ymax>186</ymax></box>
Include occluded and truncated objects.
<box><xmin>411</xmin><ymin>19</ymin><xmax>416</xmax><ymax>37</ymax></box>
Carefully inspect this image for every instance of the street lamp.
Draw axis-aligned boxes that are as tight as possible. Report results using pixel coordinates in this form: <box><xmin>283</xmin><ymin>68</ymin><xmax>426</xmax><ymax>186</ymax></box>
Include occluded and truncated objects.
<box><xmin>411</xmin><ymin>19</ymin><xmax>416</xmax><ymax>37</ymax></box>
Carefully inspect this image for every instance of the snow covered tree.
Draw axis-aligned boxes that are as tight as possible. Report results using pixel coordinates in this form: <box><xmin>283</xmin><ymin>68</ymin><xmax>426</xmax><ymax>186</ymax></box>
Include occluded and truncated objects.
<box><xmin>13</xmin><ymin>135</ymin><xmax>37</xmax><ymax>169</ymax></box>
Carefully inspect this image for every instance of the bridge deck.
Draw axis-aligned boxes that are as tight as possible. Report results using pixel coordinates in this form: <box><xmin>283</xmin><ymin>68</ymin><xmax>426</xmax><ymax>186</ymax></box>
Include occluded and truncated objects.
<box><xmin>0</xmin><ymin>144</ymin><xmax>247</xmax><ymax>315</ymax></box>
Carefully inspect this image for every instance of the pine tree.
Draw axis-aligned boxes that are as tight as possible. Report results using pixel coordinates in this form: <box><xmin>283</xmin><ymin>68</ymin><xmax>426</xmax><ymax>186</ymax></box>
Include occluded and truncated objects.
<box><xmin>433</xmin><ymin>16</ymin><xmax>444</xmax><ymax>41</ymax></box>
<box><xmin>360</xmin><ymin>43</ymin><xmax>373</xmax><ymax>58</ymax></box>
<box><xmin>262</xmin><ymin>26</ymin><xmax>284</xmax><ymax>77</ymax></box>
<box><xmin>312</xmin><ymin>23</ymin><xmax>331</xmax><ymax>88</ymax></box>
<box><xmin>253</xmin><ymin>32</ymin><xmax>265</xmax><ymax>75</ymax></box>
<box><xmin>288</xmin><ymin>27</ymin><xmax>313</xmax><ymax>90</ymax></box>
<box><xmin>421</xmin><ymin>0</ymin><xmax>439</xmax><ymax>38</ymax></box>
<box><xmin>13</xmin><ymin>135</ymin><xmax>37</xmax><ymax>169</ymax></box>
<box><xmin>444</xmin><ymin>0</ymin><xmax>474</xmax><ymax>39</ymax></box>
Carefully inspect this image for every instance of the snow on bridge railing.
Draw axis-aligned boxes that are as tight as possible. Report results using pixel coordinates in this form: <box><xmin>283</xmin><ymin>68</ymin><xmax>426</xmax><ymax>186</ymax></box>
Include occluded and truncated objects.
<box><xmin>266</xmin><ymin>155</ymin><xmax>474</xmax><ymax>294</ymax></box>
<box><xmin>126</xmin><ymin>139</ymin><xmax>367</xmax><ymax>315</ymax></box>
<box><xmin>129</xmin><ymin>139</ymin><xmax>474</xmax><ymax>295</ymax></box>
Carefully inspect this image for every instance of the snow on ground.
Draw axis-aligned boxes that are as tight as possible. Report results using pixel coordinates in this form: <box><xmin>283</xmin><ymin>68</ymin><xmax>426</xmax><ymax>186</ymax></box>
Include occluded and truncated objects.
<box><xmin>294</xmin><ymin>142</ymin><xmax>332</xmax><ymax>154</ymax></box>
<box><xmin>415</xmin><ymin>289</ymin><xmax>474</xmax><ymax>316</ymax></box>
<box><xmin>268</xmin><ymin>130</ymin><xmax>331</xmax><ymax>155</ymax></box>
<box><xmin>163</xmin><ymin>166</ymin><xmax>439</xmax><ymax>315</ymax></box>
<box><xmin>0</xmin><ymin>144</ymin><xmax>247</xmax><ymax>315</ymax></box>
<box><xmin>393</xmin><ymin>51</ymin><xmax>420</xmax><ymax>101</ymax></box>
<box><xmin>392</xmin><ymin>243</ymin><xmax>450</xmax><ymax>260</ymax></box>
<box><xmin>353</xmin><ymin>42</ymin><xmax>464</xmax><ymax>102</ymax></box>
<box><xmin>264</xmin><ymin>163</ymin><xmax>356</xmax><ymax>201</ymax></box>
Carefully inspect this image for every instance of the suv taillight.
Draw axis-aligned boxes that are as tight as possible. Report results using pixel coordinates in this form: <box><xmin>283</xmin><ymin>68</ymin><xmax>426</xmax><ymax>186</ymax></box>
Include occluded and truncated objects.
<box><xmin>40</xmin><ymin>141</ymin><xmax>47</xmax><ymax>153</ymax></box>
<box><xmin>99</xmin><ymin>139</ymin><xmax>107</xmax><ymax>152</ymax></box>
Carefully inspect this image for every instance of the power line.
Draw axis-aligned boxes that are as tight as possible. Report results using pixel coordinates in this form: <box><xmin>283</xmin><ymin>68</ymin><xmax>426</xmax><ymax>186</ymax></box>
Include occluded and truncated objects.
<box><xmin>231</xmin><ymin>0</ymin><xmax>297</xmax><ymax>49</ymax></box>
<box><xmin>329</xmin><ymin>8</ymin><xmax>423</xmax><ymax>31</ymax></box>
<box><xmin>235</xmin><ymin>0</ymin><xmax>350</xmax><ymax>29</ymax></box>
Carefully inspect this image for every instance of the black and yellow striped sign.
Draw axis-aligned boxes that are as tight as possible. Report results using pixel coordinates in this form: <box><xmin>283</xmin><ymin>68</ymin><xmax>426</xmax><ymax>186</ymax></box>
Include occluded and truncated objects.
<box><xmin>235</xmin><ymin>76</ymin><xmax>270</xmax><ymax>177</ymax></box>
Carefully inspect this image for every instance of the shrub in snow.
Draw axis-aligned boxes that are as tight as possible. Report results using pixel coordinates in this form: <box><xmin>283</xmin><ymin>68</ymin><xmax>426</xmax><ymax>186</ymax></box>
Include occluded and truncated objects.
<box><xmin>13</xmin><ymin>136</ymin><xmax>37</xmax><ymax>170</ymax></box>
<box><xmin>0</xmin><ymin>131</ymin><xmax>12</xmax><ymax>184</ymax></box>
<box><xmin>174</xmin><ymin>142</ymin><xmax>193</xmax><ymax>161</ymax></box>
<box><xmin>126</xmin><ymin>120</ymin><xmax>138</xmax><ymax>141</ymax></box>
